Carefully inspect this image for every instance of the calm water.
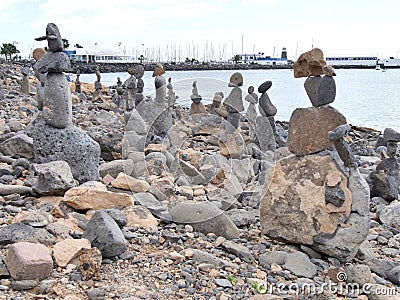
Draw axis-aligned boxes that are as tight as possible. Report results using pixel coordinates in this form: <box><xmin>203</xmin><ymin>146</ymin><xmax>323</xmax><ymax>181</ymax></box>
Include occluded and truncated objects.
<box><xmin>80</xmin><ymin>69</ymin><xmax>400</xmax><ymax>132</ymax></box>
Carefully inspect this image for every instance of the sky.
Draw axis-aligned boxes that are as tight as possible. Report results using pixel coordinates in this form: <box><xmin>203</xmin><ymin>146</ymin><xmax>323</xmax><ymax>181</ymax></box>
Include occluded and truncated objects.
<box><xmin>1</xmin><ymin>0</ymin><xmax>400</xmax><ymax>61</ymax></box>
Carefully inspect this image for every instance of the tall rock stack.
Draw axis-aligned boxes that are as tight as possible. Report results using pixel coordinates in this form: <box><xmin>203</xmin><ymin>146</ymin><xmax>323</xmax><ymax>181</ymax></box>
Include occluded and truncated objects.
<box><xmin>260</xmin><ymin>48</ymin><xmax>370</xmax><ymax>262</ymax></box>
<box><xmin>30</xmin><ymin>23</ymin><xmax>100</xmax><ymax>183</ymax></box>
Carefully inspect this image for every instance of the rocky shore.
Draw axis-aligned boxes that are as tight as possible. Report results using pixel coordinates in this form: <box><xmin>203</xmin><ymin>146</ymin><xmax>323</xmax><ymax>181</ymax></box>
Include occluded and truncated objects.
<box><xmin>0</xmin><ymin>58</ymin><xmax>399</xmax><ymax>300</ymax></box>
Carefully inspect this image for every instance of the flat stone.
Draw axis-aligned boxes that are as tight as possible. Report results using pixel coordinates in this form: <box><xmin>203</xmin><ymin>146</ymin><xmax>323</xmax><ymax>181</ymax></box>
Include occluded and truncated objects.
<box><xmin>180</xmin><ymin>248</ymin><xmax>238</xmax><ymax>269</ymax></box>
<box><xmin>258</xmin><ymin>81</ymin><xmax>272</xmax><ymax>93</ymax></box>
<box><xmin>10</xmin><ymin>280</ymin><xmax>38</xmax><ymax>291</ymax></box>
<box><xmin>99</xmin><ymin>159</ymin><xmax>134</xmax><ymax>179</ymax></box>
<box><xmin>0</xmin><ymin>133</ymin><xmax>33</xmax><ymax>158</ymax></box>
<box><xmin>287</xmin><ymin>106</ymin><xmax>346</xmax><ymax>155</ymax></box>
<box><xmin>64</xmin><ymin>187</ymin><xmax>134</xmax><ymax>210</ymax></box>
<box><xmin>4</xmin><ymin>242</ymin><xmax>52</xmax><ymax>280</ymax></box>
<box><xmin>378</xmin><ymin>202</ymin><xmax>400</xmax><ymax>228</ymax></box>
<box><xmin>0</xmin><ymin>223</ymin><xmax>56</xmax><ymax>246</ymax></box>
<box><xmin>111</xmin><ymin>172</ymin><xmax>150</xmax><ymax>192</ymax></box>
<box><xmin>294</xmin><ymin>48</ymin><xmax>326</xmax><ymax>78</ymax></box>
<box><xmin>32</xmin><ymin>161</ymin><xmax>76</xmax><ymax>196</ymax></box>
<box><xmin>221</xmin><ymin>240</ymin><xmax>255</xmax><ymax>262</ymax></box>
<box><xmin>82</xmin><ymin>210</ymin><xmax>127</xmax><ymax>258</ymax></box>
<box><xmin>283</xmin><ymin>252</ymin><xmax>317</xmax><ymax>278</ymax></box>
<box><xmin>53</xmin><ymin>238</ymin><xmax>91</xmax><ymax>267</ymax></box>
<box><xmin>169</xmin><ymin>201</ymin><xmax>240</xmax><ymax>240</ymax></box>
<box><xmin>0</xmin><ymin>185</ymin><xmax>32</xmax><ymax>196</ymax></box>
<box><xmin>214</xmin><ymin>278</ymin><xmax>232</xmax><ymax>288</ymax></box>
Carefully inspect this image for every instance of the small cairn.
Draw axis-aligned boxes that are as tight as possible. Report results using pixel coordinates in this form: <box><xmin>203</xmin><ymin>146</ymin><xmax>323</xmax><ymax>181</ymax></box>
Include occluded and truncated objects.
<box><xmin>74</xmin><ymin>69</ymin><xmax>82</xmax><ymax>94</ymax></box>
<box><xmin>135</xmin><ymin>65</ymin><xmax>145</xmax><ymax>107</ymax></box>
<box><xmin>244</xmin><ymin>86</ymin><xmax>258</xmax><ymax>140</ymax></box>
<box><xmin>223</xmin><ymin>72</ymin><xmax>244</xmax><ymax>131</ymax></box>
<box><xmin>369</xmin><ymin>127</ymin><xmax>400</xmax><ymax>200</ymax></box>
<box><xmin>123</xmin><ymin>67</ymin><xmax>137</xmax><ymax>126</ymax></box>
<box><xmin>167</xmin><ymin>77</ymin><xmax>178</xmax><ymax>107</ymax></box>
<box><xmin>32</xmin><ymin>48</ymin><xmax>46</xmax><ymax>110</ymax></box>
<box><xmin>30</xmin><ymin>23</ymin><xmax>100</xmax><ymax>183</ymax></box>
<box><xmin>93</xmin><ymin>67</ymin><xmax>103</xmax><ymax>102</ymax></box>
<box><xmin>113</xmin><ymin>76</ymin><xmax>124</xmax><ymax>109</ymax></box>
<box><xmin>209</xmin><ymin>92</ymin><xmax>228</xmax><ymax>118</ymax></box>
<box><xmin>189</xmin><ymin>81</ymin><xmax>206</xmax><ymax>115</ymax></box>
<box><xmin>260</xmin><ymin>48</ymin><xmax>370</xmax><ymax>262</ymax></box>
<box><xmin>20</xmin><ymin>66</ymin><xmax>31</xmax><ymax>95</ymax></box>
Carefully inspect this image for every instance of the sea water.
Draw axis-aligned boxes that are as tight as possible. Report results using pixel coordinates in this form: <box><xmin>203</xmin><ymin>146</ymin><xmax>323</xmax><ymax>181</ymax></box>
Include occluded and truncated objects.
<box><xmin>79</xmin><ymin>68</ymin><xmax>400</xmax><ymax>132</ymax></box>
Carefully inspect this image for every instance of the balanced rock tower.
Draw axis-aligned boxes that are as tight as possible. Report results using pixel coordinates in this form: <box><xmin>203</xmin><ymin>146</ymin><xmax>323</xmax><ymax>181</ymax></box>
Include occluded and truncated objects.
<box><xmin>260</xmin><ymin>48</ymin><xmax>370</xmax><ymax>262</ymax></box>
<box><xmin>30</xmin><ymin>23</ymin><xmax>100</xmax><ymax>183</ymax></box>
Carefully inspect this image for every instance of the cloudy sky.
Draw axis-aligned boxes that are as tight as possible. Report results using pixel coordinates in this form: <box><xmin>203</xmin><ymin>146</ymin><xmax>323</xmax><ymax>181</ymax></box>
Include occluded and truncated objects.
<box><xmin>1</xmin><ymin>0</ymin><xmax>399</xmax><ymax>61</ymax></box>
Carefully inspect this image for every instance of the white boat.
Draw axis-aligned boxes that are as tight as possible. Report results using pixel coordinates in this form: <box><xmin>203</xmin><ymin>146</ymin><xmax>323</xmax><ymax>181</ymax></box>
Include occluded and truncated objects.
<box><xmin>326</xmin><ymin>56</ymin><xmax>378</xmax><ymax>67</ymax></box>
<box><xmin>375</xmin><ymin>65</ymin><xmax>381</xmax><ymax>70</ymax></box>
<box><xmin>232</xmin><ymin>48</ymin><xmax>290</xmax><ymax>66</ymax></box>
<box><xmin>378</xmin><ymin>57</ymin><xmax>400</xmax><ymax>68</ymax></box>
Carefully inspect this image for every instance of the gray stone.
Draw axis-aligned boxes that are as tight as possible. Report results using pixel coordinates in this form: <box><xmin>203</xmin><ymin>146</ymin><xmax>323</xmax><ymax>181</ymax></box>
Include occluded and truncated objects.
<box><xmin>221</xmin><ymin>240</ymin><xmax>255</xmax><ymax>262</ymax></box>
<box><xmin>370</xmin><ymin>158</ymin><xmax>400</xmax><ymax>201</ymax></box>
<box><xmin>258</xmin><ymin>91</ymin><xmax>277</xmax><ymax>117</ymax></box>
<box><xmin>344</xmin><ymin>264</ymin><xmax>372</xmax><ymax>285</ymax></box>
<box><xmin>356</xmin><ymin>240</ymin><xmax>376</xmax><ymax>260</ymax></box>
<box><xmin>304</xmin><ymin>76</ymin><xmax>321</xmax><ymax>106</ymax></box>
<box><xmin>105</xmin><ymin>208</ymin><xmax>127</xmax><ymax>228</ymax></box>
<box><xmin>316</xmin><ymin>75</ymin><xmax>336</xmax><ymax>106</ymax></box>
<box><xmin>99</xmin><ymin>159</ymin><xmax>134</xmax><ymax>179</ymax></box>
<box><xmin>87</xmin><ymin>287</ymin><xmax>106</xmax><ymax>300</ymax></box>
<box><xmin>224</xmin><ymin>86</ymin><xmax>244</xmax><ymax>113</ymax></box>
<box><xmin>180</xmin><ymin>248</ymin><xmax>238</xmax><ymax>269</ymax></box>
<box><xmin>32</xmin><ymin>161</ymin><xmax>75</xmax><ymax>195</ymax></box>
<box><xmin>34</xmin><ymin>52</ymin><xmax>70</xmax><ymax>74</ymax></box>
<box><xmin>259</xmin><ymin>251</ymin><xmax>288</xmax><ymax>267</ymax></box>
<box><xmin>30</xmin><ymin>116</ymin><xmax>100</xmax><ymax>183</ymax></box>
<box><xmin>83</xmin><ymin>210</ymin><xmax>127</xmax><ymax>258</ymax></box>
<box><xmin>10</xmin><ymin>280</ymin><xmax>38</xmax><ymax>291</ymax></box>
<box><xmin>214</xmin><ymin>278</ymin><xmax>232</xmax><ymax>288</ymax></box>
<box><xmin>42</xmin><ymin>73</ymin><xmax>72</xmax><ymax>128</ymax></box>
<box><xmin>0</xmin><ymin>133</ymin><xmax>33</xmax><ymax>158</ymax></box>
<box><xmin>133</xmin><ymin>192</ymin><xmax>165</xmax><ymax>215</ymax></box>
<box><xmin>125</xmin><ymin>109</ymin><xmax>147</xmax><ymax>134</ymax></box>
<box><xmin>378</xmin><ymin>202</ymin><xmax>400</xmax><ymax>228</ymax></box>
<box><xmin>0</xmin><ymin>223</ymin><xmax>56</xmax><ymax>245</ymax></box>
<box><xmin>364</xmin><ymin>258</ymin><xmax>400</xmax><ymax>281</ymax></box>
<box><xmin>388</xmin><ymin>265</ymin><xmax>400</xmax><ymax>284</ymax></box>
<box><xmin>258</xmin><ymin>81</ymin><xmax>272</xmax><ymax>93</ymax></box>
<box><xmin>0</xmin><ymin>185</ymin><xmax>32</xmax><ymax>196</ymax></box>
<box><xmin>283</xmin><ymin>252</ymin><xmax>317</xmax><ymax>278</ymax></box>
<box><xmin>255</xmin><ymin>116</ymin><xmax>275</xmax><ymax>152</ymax></box>
<box><xmin>169</xmin><ymin>201</ymin><xmax>240</xmax><ymax>240</ymax></box>
<box><xmin>225</xmin><ymin>209</ymin><xmax>256</xmax><ymax>227</ymax></box>
<box><xmin>383</xmin><ymin>127</ymin><xmax>400</xmax><ymax>142</ymax></box>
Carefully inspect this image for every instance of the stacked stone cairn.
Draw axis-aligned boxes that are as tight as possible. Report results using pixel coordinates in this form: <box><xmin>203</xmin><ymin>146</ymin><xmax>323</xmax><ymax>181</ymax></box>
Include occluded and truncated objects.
<box><xmin>223</xmin><ymin>72</ymin><xmax>244</xmax><ymax>131</ymax></box>
<box><xmin>188</xmin><ymin>81</ymin><xmax>206</xmax><ymax>115</ymax></box>
<box><xmin>20</xmin><ymin>66</ymin><xmax>31</xmax><ymax>95</ymax></box>
<box><xmin>123</xmin><ymin>67</ymin><xmax>137</xmax><ymax>127</ymax></box>
<box><xmin>369</xmin><ymin>127</ymin><xmax>400</xmax><ymax>200</ymax></box>
<box><xmin>134</xmin><ymin>65</ymin><xmax>145</xmax><ymax>107</ymax></box>
<box><xmin>92</xmin><ymin>67</ymin><xmax>104</xmax><ymax>102</ymax></box>
<box><xmin>113</xmin><ymin>76</ymin><xmax>124</xmax><ymax>109</ymax></box>
<box><xmin>30</xmin><ymin>23</ymin><xmax>100</xmax><ymax>183</ymax></box>
<box><xmin>209</xmin><ymin>92</ymin><xmax>227</xmax><ymax>118</ymax></box>
<box><xmin>250</xmin><ymin>80</ymin><xmax>277</xmax><ymax>152</ymax></box>
<box><xmin>260</xmin><ymin>48</ymin><xmax>370</xmax><ymax>262</ymax></box>
<box><xmin>167</xmin><ymin>77</ymin><xmax>178</xmax><ymax>108</ymax></box>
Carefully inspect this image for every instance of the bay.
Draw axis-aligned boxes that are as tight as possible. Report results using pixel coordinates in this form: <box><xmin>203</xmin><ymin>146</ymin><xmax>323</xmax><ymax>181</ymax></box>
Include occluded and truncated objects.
<box><xmin>79</xmin><ymin>68</ymin><xmax>400</xmax><ymax>132</ymax></box>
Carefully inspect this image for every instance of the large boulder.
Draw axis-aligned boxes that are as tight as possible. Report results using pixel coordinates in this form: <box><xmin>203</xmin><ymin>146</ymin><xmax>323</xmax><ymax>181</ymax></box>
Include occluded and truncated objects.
<box><xmin>30</xmin><ymin>116</ymin><xmax>100</xmax><ymax>183</ymax></box>
<box><xmin>287</xmin><ymin>106</ymin><xmax>346</xmax><ymax>155</ymax></box>
<box><xmin>260</xmin><ymin>154</ymin><xmax>369</xmax><ymax>262</ymax></box>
